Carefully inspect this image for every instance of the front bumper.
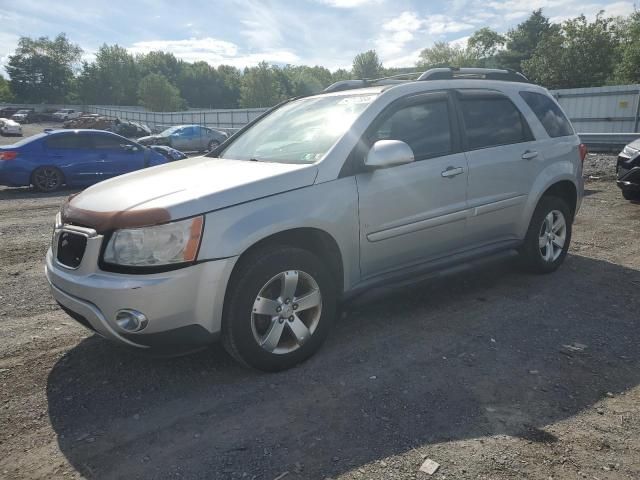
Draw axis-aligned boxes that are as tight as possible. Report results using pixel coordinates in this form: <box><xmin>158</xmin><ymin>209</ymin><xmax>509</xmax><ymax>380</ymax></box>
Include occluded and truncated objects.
<box><xmin>617</xmin><ymin>153</ymin><xmax>640</xmax><ymax>191</ymax></box>
<box><xmin>46</xmin><ymin>236</ymin><xmax>237</xmax><ymax>351</ymax></box>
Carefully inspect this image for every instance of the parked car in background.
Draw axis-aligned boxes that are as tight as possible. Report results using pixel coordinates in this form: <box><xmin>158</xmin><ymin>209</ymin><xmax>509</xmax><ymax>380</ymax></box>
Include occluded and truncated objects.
<box><xmin>11</xmin><ymin>109</ymin><xmax>36</xmax><ymax>124</ymax></box>
<box><xmin>137</xmin><ymin>125</ymin><xmax>228</xmax><ymax>152</ymax></box>
<box><xmin>149</xmin><ymin>145</ymin><xmax>189</xmax><ymax>161</ymax></box>
<box><xmin>52</xmin><ymin>109</ymin><xmax>82</xmax><ymax>121</ymax></box>
<box><xmin>0</xmin><ymin>118</ymin><xmax>22</xmax><ymax>136</ymax></box>
<box><xmin>0</xmin><ymin>107</ymin><xmax>20</xmax><ymax>118</ymax></box>
<box><xmin>617</xmin><ymin>139</ymin><xmax>640</xmax><ymax>201</ymax></box>
<box><xmin>0</xmin><ymin>129</ymin><xmax>168</xmax><ymax>192</ymax></box>
<box><xmin>46</xmin><ymin>68</ymin><xmax>584</xmax><ymax>371</ymax></box>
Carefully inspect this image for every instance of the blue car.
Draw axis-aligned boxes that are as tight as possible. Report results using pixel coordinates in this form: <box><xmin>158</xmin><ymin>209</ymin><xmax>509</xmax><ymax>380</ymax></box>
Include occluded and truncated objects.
<box><xmin>0</xmin><ymin>129</ymin><xmax>168</xmax><ymax>192</ymax></box>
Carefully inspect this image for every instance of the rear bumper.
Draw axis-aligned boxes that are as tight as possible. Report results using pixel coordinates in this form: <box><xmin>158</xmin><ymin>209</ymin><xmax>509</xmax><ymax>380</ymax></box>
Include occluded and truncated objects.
<box><xmin>46</xmin><ymin>247</ymin><xmax>237</xmax><ymax>352</ymax></box>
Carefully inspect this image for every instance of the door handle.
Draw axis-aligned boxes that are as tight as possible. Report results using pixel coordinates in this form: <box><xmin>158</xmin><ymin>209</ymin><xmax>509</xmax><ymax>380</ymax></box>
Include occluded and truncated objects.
<box><xmin>521</xmin><ymin>150</ymin><xmax>539</xmax><ymax>160</ymax></box>
<box><xmin>441</xmin><ymin>166</ymin><xmax>464</xmax><ymax>178</ymax></box>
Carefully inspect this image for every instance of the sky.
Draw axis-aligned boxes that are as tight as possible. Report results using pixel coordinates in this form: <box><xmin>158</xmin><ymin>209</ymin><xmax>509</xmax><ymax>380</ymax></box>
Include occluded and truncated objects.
<box><xmin>0</xmin><ymin>0</ymin><xmax>635</xmax><ymax>75</ymax></box>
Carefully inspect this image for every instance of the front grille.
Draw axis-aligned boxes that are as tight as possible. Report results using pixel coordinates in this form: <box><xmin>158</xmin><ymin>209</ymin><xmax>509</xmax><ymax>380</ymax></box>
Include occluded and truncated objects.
<box><xmin>57</xmin><ymin>231</ymin><xmax>87</xmax><ymax>268</ymax></box>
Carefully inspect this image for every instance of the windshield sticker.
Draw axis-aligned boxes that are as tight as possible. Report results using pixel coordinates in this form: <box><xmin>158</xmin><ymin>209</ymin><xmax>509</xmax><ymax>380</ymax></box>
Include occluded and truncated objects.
<box><xmin>338</xmin><ymin>95</ymin><xmax>376</xmax><ymax>105</ymax></box>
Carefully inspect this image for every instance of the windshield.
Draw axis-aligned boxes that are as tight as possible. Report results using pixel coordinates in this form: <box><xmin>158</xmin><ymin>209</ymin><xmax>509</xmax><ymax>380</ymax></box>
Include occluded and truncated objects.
<box><xmin>160</xmin><ymin>126</ymin><xmax>182</xmax><ymax>136</ymax></box>
<box><xmin>220</xmin><ymin>94</ymin><xmax>377</xmax><ymax>164</ymax></box>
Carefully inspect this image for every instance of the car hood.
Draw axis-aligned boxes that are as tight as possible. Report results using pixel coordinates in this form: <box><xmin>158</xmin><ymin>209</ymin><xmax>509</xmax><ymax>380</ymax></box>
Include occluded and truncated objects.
<box><xmin>62</xmin><ymin>156</ymin><xmax>318</xmax><ymax>232</ymax></box>
<box><xmin>627</xmin><ymin>138</ymin><xmax>640</xmax><ymax>151</ymax></box>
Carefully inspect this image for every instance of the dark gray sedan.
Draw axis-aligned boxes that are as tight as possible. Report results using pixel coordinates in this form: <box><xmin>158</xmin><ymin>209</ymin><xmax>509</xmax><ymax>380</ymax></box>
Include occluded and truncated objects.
<box><xmin>138</xmin><ymin>125</ymin><xmax>227</xmax><ymax>152</ymax></box>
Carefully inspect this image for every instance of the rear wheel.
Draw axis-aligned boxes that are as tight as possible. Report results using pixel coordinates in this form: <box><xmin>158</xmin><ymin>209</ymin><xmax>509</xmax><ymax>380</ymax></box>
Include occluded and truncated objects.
<box><xmin>222</xmin><ymin>246</ymin><xmax>336</xmax><ymax>371</ymax></box>
<box><xmin>32</xmin><ymin>166</ymin><xmax>64</xmax><ymax>192</ymax></box>
<box><xmin>519</xmin><ymin>195</ymin><xmax>572</xmax><ymax>274</ymax></box>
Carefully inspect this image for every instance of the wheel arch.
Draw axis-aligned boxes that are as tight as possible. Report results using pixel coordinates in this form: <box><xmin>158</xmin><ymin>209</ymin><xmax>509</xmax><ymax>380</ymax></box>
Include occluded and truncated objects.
<box><xmin>227</xmin><ymin>227</ymin><xmax>345</xmax><ymax>297</ymax></box>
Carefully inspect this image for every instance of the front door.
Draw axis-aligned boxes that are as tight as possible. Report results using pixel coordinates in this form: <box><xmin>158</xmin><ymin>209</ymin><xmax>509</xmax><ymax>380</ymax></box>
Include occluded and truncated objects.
<box><xmin>355</xmin><ymin>92</ymin><xmax>469</xmax><ymax>278</ymax></box>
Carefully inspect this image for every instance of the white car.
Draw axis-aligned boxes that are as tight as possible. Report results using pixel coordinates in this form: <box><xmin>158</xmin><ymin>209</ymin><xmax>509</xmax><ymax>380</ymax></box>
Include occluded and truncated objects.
<box><xmin>0</xmin><ymin>118</ymin><xmax>22</xmax><ymax>136</ymax></box>
<box><xmin>52</xmin><ymin>109</ymin><xmax>82</xmax><ymax>121</ymax></box>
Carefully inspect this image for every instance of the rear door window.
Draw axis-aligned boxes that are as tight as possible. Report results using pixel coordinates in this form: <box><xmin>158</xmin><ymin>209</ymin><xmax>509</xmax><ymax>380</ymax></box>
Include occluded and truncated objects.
<box><xmin>458</xmin><ymin>93</ymin><xmax>531</xmax><ymax>150</ymax></box>
<box><xmin>45</xmin><ymin>134</ymin><xmax>92</xmax><ymax>149</ymax></box>
<box><xmin>520</xmin><ymin>91</ymin><xmax>574</xmax><ymax>138</ymax></box>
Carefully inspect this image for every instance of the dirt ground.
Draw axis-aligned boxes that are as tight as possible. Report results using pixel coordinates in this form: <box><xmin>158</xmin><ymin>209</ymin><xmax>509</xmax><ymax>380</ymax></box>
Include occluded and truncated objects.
<box><xmin>0</xmin><ymin>142</ymin><xmax>639</xmax><ymax>479</ymax></box>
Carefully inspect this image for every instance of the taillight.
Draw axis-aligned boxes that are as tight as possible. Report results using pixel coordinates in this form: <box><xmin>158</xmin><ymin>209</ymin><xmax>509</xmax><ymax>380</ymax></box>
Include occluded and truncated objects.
<box><xmin>579</xmin><ymin>143</ymin><xmax>588</xmax><ymax>163</ymax></box>
<box><xmin>0</xmin><ymin>151</ymin><xmax>18</xmax><ymax>161</ymax></box>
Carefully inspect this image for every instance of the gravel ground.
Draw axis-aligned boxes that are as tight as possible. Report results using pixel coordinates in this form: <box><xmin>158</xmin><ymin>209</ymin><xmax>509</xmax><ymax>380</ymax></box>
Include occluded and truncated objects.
<box><xmin>1</xmin><ymin>142</ymin><xmax>639</xmax><ymax>479</ymax></box>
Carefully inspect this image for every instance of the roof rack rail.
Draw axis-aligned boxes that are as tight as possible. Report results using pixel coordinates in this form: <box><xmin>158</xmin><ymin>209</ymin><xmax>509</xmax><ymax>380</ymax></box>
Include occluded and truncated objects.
<box><xmin>323</xmin><ymin>67</ymin><xmax>529</xmax><ymax>93</ymax></box>
<box><xmin>417</xmin><ymin>67</ymin><xmax>529</xmax><ymax>83</ymax></box>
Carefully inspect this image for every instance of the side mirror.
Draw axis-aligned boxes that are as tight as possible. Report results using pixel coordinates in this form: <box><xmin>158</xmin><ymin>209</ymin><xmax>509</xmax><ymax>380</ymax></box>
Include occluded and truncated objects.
<box><xmin>365</xmin><ymin>140</ymin><xmax>414</xmax><ymax>169</ymax></box>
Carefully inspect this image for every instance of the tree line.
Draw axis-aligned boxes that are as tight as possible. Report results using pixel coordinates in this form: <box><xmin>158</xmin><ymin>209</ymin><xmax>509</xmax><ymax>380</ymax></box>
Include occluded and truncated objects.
<box><xmin>2</xmin><ymin>9</ymin><xmax>640</xmax><ymax>111</ymax></box>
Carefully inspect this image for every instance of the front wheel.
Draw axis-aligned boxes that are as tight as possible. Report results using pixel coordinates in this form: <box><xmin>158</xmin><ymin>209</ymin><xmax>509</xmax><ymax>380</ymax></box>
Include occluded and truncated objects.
<box><xmin>222</xmin><ymin>246</ymin><xmax>336</xmax><ymax>371</ymax></box>
<box><xmin>207</xmin><ymin>140</ymin><xmax>220</xmax><ymax>152</ymax></box>
<box><xmin>32</xmin><ymin>166</ymin><xmax>64</xmax><ymax>192</ymax></box>
<box><xmin>519</xmin><ymin>195</ymin><xmax>572</xmax><ymax>274</ymax></box>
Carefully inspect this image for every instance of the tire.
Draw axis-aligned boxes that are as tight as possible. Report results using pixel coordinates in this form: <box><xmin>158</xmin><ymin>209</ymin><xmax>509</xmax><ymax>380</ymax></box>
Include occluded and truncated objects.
<box><xmin>222</xmin><ymin>246</ymin><xmax>337</xmax><ymax>371</ymax></box>
<box><xmin>32</xmin><ymin>166</ymin><xmax>64</xmax><ymax>192</ymax></box>
<box><xmin>519</xmin><ymin>195</ymin><xmax>572</xmax><ymax>274</ymax></box>
<box><xmin>622</xmin><ymin>188</ymin><xmax>640</xmax><ymax>201</ymax></box>
<box><xmin>207</xmin><ymin>140</ymin><xmax>220</xmax><ymax>152</ymax></box>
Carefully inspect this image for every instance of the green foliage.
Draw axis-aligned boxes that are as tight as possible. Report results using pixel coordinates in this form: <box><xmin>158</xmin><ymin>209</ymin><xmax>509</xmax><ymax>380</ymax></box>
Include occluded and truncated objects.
<box><xmin>239</xmin><ymin>62</ymin><xmax>286</xmax><ymax>108</ymax></box>
<box><xmin>78</xmin><ymin>44</ymin><xmax>139</xmax><ymax>105</ymax></box>
<box><xmin>417</xmin><ymin>42</ymin><xmax>480</xmax><ymax>69</ymax></box>
<box><xmin>352</xmin><ymin>50</ymin><xmax>382</xmax><ymax>79</ymax></box>
<box><xmin>137</xmin><ymin>73</ymin><xmax>185</xmax><ymax>111</ymax></box>
<box><xmin>6</xmin><ymin>33</ymin><xmax>82</xmax><ymax>103</ymax></box>
<box><xmin>523</xmin><ymin>14</ymin><xmax>620</xmax><ymax>88</ymax></box>
<box><xmin>0</xmin><ymin>76</ymin><xmax>13</xmax><ymax>102</ymax></box>
<box><xmin>468</xmin><ymin>28</ymin><xmax>505</xmax><ymax>59</ymax></box>
<box><xmin>613</xmin><ymin>11</ymin><xmax>640</xmax><ymax>83</ymax></box>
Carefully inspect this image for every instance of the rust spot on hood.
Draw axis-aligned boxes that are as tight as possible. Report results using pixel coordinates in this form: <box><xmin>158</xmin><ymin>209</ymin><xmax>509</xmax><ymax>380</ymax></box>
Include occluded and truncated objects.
<box><xmin>61</xmin><ymin>195</ymin><xmax>171</xmax><ymax>233</ymax></box>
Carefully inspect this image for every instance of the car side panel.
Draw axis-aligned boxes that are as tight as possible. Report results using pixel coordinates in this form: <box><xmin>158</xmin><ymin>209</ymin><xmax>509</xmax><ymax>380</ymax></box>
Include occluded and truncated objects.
<box><xmin>197</xmin><ymin>178</ymin><xmax>361</xmax><ymax>293</ymax></box>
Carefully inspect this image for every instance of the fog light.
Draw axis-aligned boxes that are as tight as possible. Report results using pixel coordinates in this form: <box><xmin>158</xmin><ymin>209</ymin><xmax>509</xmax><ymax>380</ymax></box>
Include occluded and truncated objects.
<box><xmin>115</xmin><ymin>309</ymin><xmax>148</xmax><ymax>332</ymax></box>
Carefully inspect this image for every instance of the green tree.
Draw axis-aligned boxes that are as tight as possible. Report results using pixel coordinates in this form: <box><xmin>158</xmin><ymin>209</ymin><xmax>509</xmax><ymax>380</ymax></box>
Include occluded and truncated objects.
<box><xmin>216</xmin><ymin>65</ymin><xmax>242</xmax><ymax>108</ymax></box>
<box><xmin>613</xmin><ymin>11</ymin><xmax>640</xmax><ymax>83</ymax></box>
<box><xmin>468</xmin><ymin>28</ymin><xmax>505</xmax><ymax>59</ymax></box>
<box><xmin>331</xmin><ymin>68</ymin><xmax>352</xmax><ymax>83</ymax></box>
<box><xmin>6</xmin><ymin>33</ymin><xmax>82</xmax><ymax>103</ymax></box>
<box><xmin>523</xmin><ymin>13</ymin><xmax>619</xmax><ymax>88</ymax></box>
<box><xmin>137</xmin><ymin>73</ymin><xmax>184</xmax><ymax>111</ymax></box>
<box><xmin>239</xmin><ymin>62</ymin><xmax>285</xmax><ymax>108</ymax></box>
<box><xmin>496</xmin><ymin>10</ymin><xmax>559</xmax><ymax>71</ymax></box>
<box><xmin>78</xmin><ymin>44</ymin><xmax>139</xmax><ymax>105</ymax></box>
<box><xmin>137</xmin><ymin>51</ymin><xmax>183</xmax><ymax>85</ymax></box>
<box><xmin>416</xmin><ymin>42</ymin><xmax>479</xmax><ymax>68</ymax></box>
<box><xmin>0</xmin><ymin>76</ymin><xmax>13</xmax><ymax>102</ymax></box>
<box><xmin>352</xmin><ymin>50</ymin><xmax>382</xmax><ymax>79</ymax></box>
<box><xmin>177</xmin><ymin>61</ymin><xmax>224</xmax><ymax>108</ymax></box>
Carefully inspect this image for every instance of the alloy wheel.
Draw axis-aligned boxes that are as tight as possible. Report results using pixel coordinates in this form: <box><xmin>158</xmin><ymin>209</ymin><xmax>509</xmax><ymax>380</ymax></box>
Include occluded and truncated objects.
<box><xmin>33</xmin><ymin>168</ymin><xmax>62</xmax><ymax>192</ymax></box>
<box><xmin>251</xmin><ymin>270</ymin><xmax>322</xmax><ymax>355</ymax></box>
<box><xmin>538</xmin><ymin>209</ymin><xmax>566</xmax><ymax>262</ymax></box>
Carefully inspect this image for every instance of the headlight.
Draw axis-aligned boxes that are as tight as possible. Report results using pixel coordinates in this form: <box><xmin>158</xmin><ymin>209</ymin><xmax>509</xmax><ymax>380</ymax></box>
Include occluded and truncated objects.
<box><xmin>622</xmin><ymin>145</ymin><xmax>639</xmax><ymax>157</ymax></box>
<box><xmin>103</xmin><ymin>216</ymin><xmax>203</xmax><ymax>267</ymax></box>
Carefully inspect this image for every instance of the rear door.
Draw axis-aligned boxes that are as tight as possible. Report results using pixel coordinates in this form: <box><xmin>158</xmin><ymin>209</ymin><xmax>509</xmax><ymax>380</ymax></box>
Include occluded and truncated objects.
<box><xmin>355</xmin><ymin>91</ymin><xmax>469</xmax><ymax>278</ymax></box>
<box><xmin>171</xmin><ymin>126</ymin><xmax>197</xmax><ymax>151</ymax></box>
<box><xmin>44</xmin><ymin>133</ymin><xmax>98</xmax><ymax>185</ymax></box>
<box><xmin>456</xmin><ymin>89</ymin><xmax>538</xmax><ymax>246</ymax></box>
<box><xmin>90</xmin><ymin>133</ymin><xmax>145</xmax><ymax>178</ymax></box>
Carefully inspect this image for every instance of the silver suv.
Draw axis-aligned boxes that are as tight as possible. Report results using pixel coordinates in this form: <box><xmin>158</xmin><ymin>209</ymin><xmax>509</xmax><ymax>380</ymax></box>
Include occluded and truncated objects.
<box><xmin>46</xmin><ymin>68</ymin><xmax>585</xmax><ymax>371</ymax></box>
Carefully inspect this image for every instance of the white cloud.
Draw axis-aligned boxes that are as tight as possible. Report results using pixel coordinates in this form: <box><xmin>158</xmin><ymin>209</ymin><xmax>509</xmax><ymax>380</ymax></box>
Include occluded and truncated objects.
<box><xmin>319</xmin><ymin>0</ymin><xmax>381</xmax><ymax>7</ymax></box>
<box><xmin>127</xmin><ymin>37</ymin><xmax>299</xmax><ymax>69</ymax></box>
<box><xmin>424</xmin><ymin>14</ymin><xmax>475</xmax><ymax>35</ymax></box>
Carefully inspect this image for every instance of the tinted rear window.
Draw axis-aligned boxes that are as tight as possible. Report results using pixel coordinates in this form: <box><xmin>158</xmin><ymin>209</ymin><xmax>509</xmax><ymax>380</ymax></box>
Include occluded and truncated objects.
<box><xmin>520</xmin><ymin>91</ymin><xmax>574</xmax><ymax>138</ymax></box>
<box><xmin>46</xmin><ymin>134</ymin><xmax>92</xmax><ymax>149</ymax></box>
<box><xmin>460</xmin><ymin>96</ymin><xmax>529</xmax><ymax>150</ymax></box>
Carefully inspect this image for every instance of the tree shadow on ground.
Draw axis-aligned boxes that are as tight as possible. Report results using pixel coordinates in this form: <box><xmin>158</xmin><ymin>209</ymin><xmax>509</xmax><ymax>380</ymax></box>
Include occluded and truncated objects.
<box><xmin>46</xmin><ymin>254</ymin><xmax>640</xmax><ymax>479</ymax></box>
